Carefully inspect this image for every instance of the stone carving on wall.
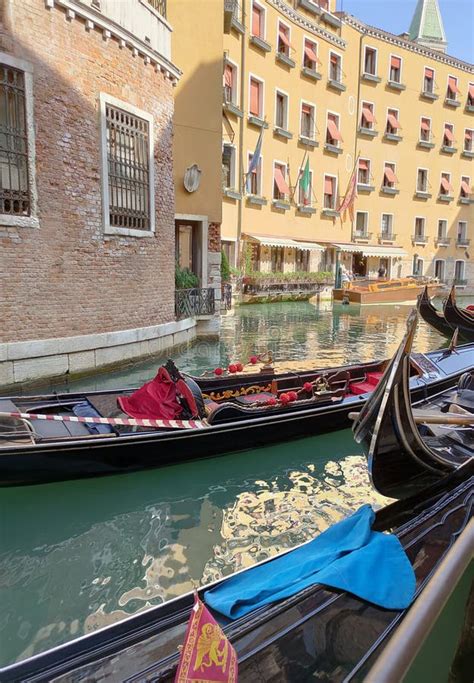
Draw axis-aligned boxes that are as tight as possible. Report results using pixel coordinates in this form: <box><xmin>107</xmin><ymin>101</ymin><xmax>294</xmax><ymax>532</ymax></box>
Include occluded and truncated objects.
<box><xmin>184</xmin><ymin>164</ymin><xmax>202</xmax><ymax>193</ymax></box>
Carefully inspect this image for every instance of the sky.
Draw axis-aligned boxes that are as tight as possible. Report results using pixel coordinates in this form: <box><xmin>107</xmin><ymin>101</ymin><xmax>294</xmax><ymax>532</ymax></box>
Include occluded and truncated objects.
<box><xmin>339</xmin><ymin>0</ymin><xmax>474</xmax><ymax>64</ymax></box>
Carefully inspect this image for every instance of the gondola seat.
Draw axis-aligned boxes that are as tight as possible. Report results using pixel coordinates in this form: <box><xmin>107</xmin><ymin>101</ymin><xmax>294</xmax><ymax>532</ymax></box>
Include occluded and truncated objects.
<box><xmin>349</xmin><ymin>371</ymin><xmax>383</xmax><ymax>395</ymax></box>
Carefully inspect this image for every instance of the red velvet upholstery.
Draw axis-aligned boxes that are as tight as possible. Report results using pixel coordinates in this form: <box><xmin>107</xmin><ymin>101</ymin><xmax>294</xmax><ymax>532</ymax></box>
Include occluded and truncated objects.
<box><xmin>118</xmin><ymin>367</ymin><xmax>183</xmax><ymax>420</ymax></box>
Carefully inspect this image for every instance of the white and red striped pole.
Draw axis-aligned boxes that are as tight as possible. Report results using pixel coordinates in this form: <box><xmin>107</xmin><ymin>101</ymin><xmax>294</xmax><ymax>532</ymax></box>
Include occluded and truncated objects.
<box><xmin>0</xmin><ymin>411</ymin><xmax>207</xmax><ymax>431</ymax></box>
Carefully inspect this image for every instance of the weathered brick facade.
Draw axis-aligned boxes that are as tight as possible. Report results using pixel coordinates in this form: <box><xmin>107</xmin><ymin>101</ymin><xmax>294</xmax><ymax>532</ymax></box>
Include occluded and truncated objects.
<box><xmin>208</xmin><ymin>222</ymin><xmax>221</xmax><ymax>253</ymax></box>
<box><xmin>0</xmin><ymin>0</ymin><xmax>176</xmax><ymax>345</ymax></box>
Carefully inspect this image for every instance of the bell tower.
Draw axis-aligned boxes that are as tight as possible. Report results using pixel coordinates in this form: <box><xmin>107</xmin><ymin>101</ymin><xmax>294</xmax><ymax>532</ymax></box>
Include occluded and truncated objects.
<box><xmin>408</xmin><ymin>0</ymin><xmax>448</xmax><ymax>53</ymax></box>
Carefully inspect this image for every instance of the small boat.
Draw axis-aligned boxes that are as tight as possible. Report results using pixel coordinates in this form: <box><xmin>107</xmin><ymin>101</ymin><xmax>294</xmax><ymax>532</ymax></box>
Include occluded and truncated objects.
<box><xmin>1</xmin><ymin>462</ymin><xmax>472</xmax><ymax>682</ymax></box>
<box><xmin>333</xmin><ymin>277</ymin><xmax>443</xmax><ymax>305</ymax></box>
<box><xmin>1</xmin><ymin>339</ymin><xmax>473</xmax><ymax>487</ymax></box>
<box><xmin>352</xmin><ymin>311</ymin><xmax>474</xmax><ymax>499</ymax></box>
<box><xmin>416</xmin><ymin>285</ymin><xmax>453</xmax><ymax>338</ymax></box>
<box><xmin>443</xmin><ymin>285</ymin><xmax>474</xmax><ymax>342</ymax></box>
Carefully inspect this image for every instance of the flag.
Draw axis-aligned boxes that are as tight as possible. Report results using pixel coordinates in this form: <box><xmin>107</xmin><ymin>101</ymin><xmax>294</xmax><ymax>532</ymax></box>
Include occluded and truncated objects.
<box><xmin>175</xmin><ymin>593</ymin><xmax>238</xmax><ymax>683</ymax></box>
<box><xmin>337</xmin><ymin>161</ymin><xmax>358</xmax><ymax>222</ymax></box>
<box><xmin>245</xmin><ymin>128</ymin><xmax>263</xmax><ymax>193</ymax></box>
<box><xmin>299</xmin><ymin>157</ymin><xmax>311</xmax><ymax>205</ymax></box>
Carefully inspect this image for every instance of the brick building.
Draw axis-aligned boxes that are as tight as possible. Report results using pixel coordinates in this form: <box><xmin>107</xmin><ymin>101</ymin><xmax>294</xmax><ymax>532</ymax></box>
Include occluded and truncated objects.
<box><xmin>0</xmin><ymin>0</ymin><xmax>188</xmax><ymax>387</ymax></box>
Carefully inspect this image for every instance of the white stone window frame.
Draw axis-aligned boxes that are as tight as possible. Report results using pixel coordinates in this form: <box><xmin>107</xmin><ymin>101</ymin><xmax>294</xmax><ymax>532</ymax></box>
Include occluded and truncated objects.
<box><xmin>99</xmin><ymin>93</ymin><xmax>155</xmax><ymax>238</ymax></box>
<box><xmin>0</xmin><ymin>52</ymin><xmax>39</xmax><ymax>229</ymax></box>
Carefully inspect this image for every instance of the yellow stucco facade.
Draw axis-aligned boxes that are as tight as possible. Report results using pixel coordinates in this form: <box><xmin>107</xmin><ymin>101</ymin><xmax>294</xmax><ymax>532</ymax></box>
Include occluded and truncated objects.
<box><xmin>220</xmin><ymin>0</ymin><xmax>473</xmax><ymax>287</ymax></box>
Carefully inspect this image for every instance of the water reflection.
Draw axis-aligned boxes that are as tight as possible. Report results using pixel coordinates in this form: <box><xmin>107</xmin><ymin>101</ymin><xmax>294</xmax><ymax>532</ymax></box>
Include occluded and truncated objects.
<box><xmin>0</xmin><ymin>431</ymin><xmax>389</xmax><ymax>665</ymax></box>
<box><xmin>35</xmin><ymin>299</ymin><xmax>460</xmax><ymax>394</ymax></box>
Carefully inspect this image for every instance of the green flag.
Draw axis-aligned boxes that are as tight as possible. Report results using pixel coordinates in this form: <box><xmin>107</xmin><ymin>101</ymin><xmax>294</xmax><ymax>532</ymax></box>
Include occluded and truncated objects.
<box><xmin>300</xmin><ymin>157</ymin><xmax>310</xmax><ymax>205</ymax></box>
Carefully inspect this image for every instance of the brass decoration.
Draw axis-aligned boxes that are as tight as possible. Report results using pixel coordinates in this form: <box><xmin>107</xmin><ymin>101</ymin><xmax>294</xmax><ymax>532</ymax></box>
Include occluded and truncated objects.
<box><xmin>202</xmin><ymin>384</ymin><xmax>272</xmax><ymax>402</ymax></box>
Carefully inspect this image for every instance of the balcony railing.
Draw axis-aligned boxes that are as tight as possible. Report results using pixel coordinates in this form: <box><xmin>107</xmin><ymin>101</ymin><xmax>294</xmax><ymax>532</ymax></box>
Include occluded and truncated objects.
<box><xmin>175</xmin><ymin>288</ymin><xmax>215</xmax><ymax>320</ymax></box>
<box><xmin>222</xmin><ymin>283</ymin><xmax>232</xmax><ymax>310</ymax></box>
<box><xmin>147</xmin><ymin>0</ymin><xmax>166</xmax><ymax>18</ymax></box>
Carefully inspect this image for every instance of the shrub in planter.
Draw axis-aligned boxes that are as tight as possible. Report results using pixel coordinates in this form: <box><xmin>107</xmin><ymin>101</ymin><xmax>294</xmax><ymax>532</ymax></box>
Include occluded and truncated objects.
<box><xmin>175</xmin><ymin>262</ymin><xmax>199</xmax><ymax>289</ymax></box>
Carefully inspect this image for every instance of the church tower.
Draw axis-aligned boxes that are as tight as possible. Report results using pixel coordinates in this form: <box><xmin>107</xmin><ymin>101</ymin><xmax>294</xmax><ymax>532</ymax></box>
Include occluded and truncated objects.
<box><xmin>408</xmin><ymin>0</ymin><xmax>448</xmax><ymax>53</ymax></box>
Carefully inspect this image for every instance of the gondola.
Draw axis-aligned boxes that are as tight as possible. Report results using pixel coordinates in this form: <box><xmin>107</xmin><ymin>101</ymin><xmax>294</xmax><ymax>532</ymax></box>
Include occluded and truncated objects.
<box><xmin>0</xmin><ymin>461</ymin><xmax>472</xmax><ymax>682</ymax></box>
<box><xmin>417</xmin><ymin>285</ymin><xmax>453</xmax><ymax>337</ymax></box>
<box><xmin>352</xmin><ymin>311</ymin><xmax>474</xmax><ymax>499</ymax></box>
<box><xmin>443</xmin><ymin>285</ymin><xmax>474</xmax><ymax>342</ymax></box>
<box><xmin>1</xmin><ymin>338</ymin><xmax>473</xmax><ymax>487</ymax></box>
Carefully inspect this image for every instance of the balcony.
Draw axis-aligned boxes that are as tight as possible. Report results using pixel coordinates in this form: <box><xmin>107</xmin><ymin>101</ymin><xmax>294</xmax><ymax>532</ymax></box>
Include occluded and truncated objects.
<box><xmin>223</xmin><ymin>95</ymin><xmax>243</xmax><ymax>118</ymax></box>
<box><xmin>381</xmin><ymin>185</ymin><xmax>399</xmax><ymax>196</ymax></box>
<box><xmin>247</xmin><ymin>194</ymin><xmax>267</xmax><ymax>206</ymax></box>
<box><xmin>412</xmin><ymin>234</ymin><xmax>428</xmax><ymax>245</ymax></box>
<box><xmin>297</xmin><ymin>0</ymin><xmax>322</xmax><ymax>16</ymax></box>
<box><xmin>297</xmin><ymin>204</ymin><xmax>317</xmax><ymax>215</ymax></box>
<box><xmin>301</xmin><ymin>66</ymin><xmax>322</xmax><ymax>81</ymax></box>
<box><xmin>223</xmin><ymin>187</ymin><xmax>241</xmax><ymax>201</ymax></box>
<box><xmin>435</xmin><ymin>236</ymin><xmax>450</xmax><ymax>247</ymax></box>
<box><xmin>298</xmin><ymin>134</ymin><xmax>318</xmax><ymax>148</ymax></box>
<box><xmin>353</xmin><ymin>231</ymin><xmax>372</xmax><ymax>243</ymax></box>
<box><xmin>249</xmin><ymin>35</ymin><xmax>271</xmax><ymax>52</ymax></box>
<box><xmin>324</xmin><ymin>143</ymin><xmax>343</xmax><ymax>155</ymax></box>
<box><xmin>420</xmin><ymin>90</ymin><xmax>438</xmax><ymax>101</ymax></box>
<box><xmin>272</xmin><ymin>198</ymin><xmax>290</xmax><ymax>211</ymax></box>
<box><xmin>414</xmin><ymin>189</ymin><xmax>432</xmax><ymax>200</ymax></box>
<box><xmin>321</xmin><ymin>208</ymin><xmax>339</xmax><ymax>218</ymax></box>
<box><xmin>456</xmin><ymin>237</ymin><xmax>470</xmax><ymax>247</ymax></box>
<box><xmin>276</xmin><ymin>52</ymin><xmax>296</xmax><ymax>69</ymax></box>
<box><xmin>248</xmin><ymin>115</ymin><xmax>268</xmax><ymax>128</ymax></box>
<box><xmin>387</xmin><ymin>80</ymin><xmax>406</xmax><ymax>91</ymax></box>
<box><xmin>445</xmin><ymin>97</ymin><xmax>461</xmax><ymax>108</ymax></box>
<box><xmin>440</xmin><ymin>145</ymin><xmax>457</xmax><ymax>155</ymax></box>
<box><xmin>362</xmin><ymin>72</ymin><xmax>381</xmax><ymax>84</ymax></box>
<box><xmin>459</xmin><ymin>196</ymin><xmax>472</xmax><ymax>205</ymax></box>
<box><xmin>225</xmin><ymin>0</ymin><xmax>244</xmax><ymax>34</ymax></box>
<box><xmin>417</xmin><ymin>139</ymin><xmax>435</xmax><ymax>149</ymax></box>
<box><xmin>378</xmin><ymin>232</ymin><xmax>397</xmax><ymax>243</ymax></box>
<box><xmin>438</xmin><ymin>193</ymin><xmax>453</xmax><ymax>203</ymax></box>
<box><xmin>357</xmin><ymin>183</ymin><xmax>375</xmax><ymax>194</ymax></box>
<box><xmin>384</xmin><ymin>132</ymin><xmax>402</xmax><ymax>143</ymax></box>
<box><xmin>358</xmin><ymin>126</ymin><xmax>378</xmax><ymax>138</ymax></box>
<box><xmin>175</xmin><ymin>288</ymin><xmax>215</xmax><ymax>320</ymax></box>
<box><xmin>327</xmin><ymin>78</ymin><xmax>346</xmax><ymax>92</ymax></box>
<box><xmin>274</xmin><ymin>126</ymin><xmax>293</xmax><ymax>140</ymax></box>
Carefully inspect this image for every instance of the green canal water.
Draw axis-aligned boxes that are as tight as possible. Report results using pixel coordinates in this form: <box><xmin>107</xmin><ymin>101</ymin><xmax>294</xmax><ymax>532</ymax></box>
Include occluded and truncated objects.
<box><xmin>0</xmin><ymin>300</ymin><xmax>471</xmax><ymax>666</ymax></box>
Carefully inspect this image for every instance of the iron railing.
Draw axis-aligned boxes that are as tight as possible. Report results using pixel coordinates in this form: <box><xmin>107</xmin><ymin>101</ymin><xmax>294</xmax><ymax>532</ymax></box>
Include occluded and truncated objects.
<box><xmin>175</xmin><ymin>288</ymin><xmax>215</xmax><ymax>320</ymax></box>
<box><xmin>222</xmin><ymin>283</ymin><xmax>232</xmax><ymax>310</ymax></box>
<box><xmin>147</xmin><ymin>0</ymin><xmax>166</xmax><ymax>17</ymax></box>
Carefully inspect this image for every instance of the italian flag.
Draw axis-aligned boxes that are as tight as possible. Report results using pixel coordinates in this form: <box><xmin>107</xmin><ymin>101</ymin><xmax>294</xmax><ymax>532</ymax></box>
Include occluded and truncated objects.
<box><xmin>300</xmin><ymin>158</ymin><xmax>310</xmax><ymax>205</ymax></box>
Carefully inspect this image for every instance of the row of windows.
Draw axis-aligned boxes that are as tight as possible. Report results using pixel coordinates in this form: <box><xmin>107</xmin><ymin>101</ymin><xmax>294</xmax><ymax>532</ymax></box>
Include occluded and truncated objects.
<box><xmin>222</xmin><ymin>146</ymin><xmax>473</xmax><ymax>209</ymax></box>
<box><xmin>244</xmin><ymin>1</ymin><xmax>474</xmax><ymax>106</ymax></box>
<box><xmin>0</xmin><ymin>61</ymin><xmax>154</xmax><ymax>234</ymax></box>
<box><xmin>414</xmin><ymin>257</ymin><xmax>466</xmax><ymax>283</ymax></box>
<box><xmin>355</xmin><ymin>212</ymin><xmax>470</xmax><ymax>246</ymax></box>
<box><xmin>224</xmin><ymin>72</ymin><xmax>474</xmax><ymax>156</ymax></box>
<box><xmin>357</xmin><ymin>159</ymin><xmax>472</xmax><ymax>200</ymax></box>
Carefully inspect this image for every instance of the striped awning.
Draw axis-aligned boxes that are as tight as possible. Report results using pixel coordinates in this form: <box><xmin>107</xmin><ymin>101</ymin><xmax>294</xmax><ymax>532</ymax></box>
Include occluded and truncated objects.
<box><xmin>331</xmin><ymin>243</ymin><xmax>408</xmax><ymax>257</ymax></box>
<box><xmin>244</xmin><ymin>235</ymin><xmax>324</xmax><ymax>251</ymax></box>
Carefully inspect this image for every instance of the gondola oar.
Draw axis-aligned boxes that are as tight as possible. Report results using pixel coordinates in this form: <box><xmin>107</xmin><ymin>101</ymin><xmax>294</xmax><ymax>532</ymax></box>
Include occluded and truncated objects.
<box><xmin>349</xmin><ymin>411</ymin><xmax>473</xmax><ymax>426</ymax></box>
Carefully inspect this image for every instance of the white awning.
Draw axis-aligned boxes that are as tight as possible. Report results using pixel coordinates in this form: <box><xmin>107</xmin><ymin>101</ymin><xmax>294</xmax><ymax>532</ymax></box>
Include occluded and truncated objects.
<box><xmin>331</xmin><ymin>243</ymin><xmax>408</xmax><ymax>258</ymax></box>
<box><xmin>244</xmin><ymin>234</ymin><xmax>324</xmax><ymax>251</ymax></box>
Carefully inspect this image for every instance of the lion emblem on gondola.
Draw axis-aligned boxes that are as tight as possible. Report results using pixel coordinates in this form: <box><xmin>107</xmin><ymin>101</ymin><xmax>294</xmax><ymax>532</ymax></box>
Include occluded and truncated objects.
<box><xmin>194</xmin><ymin>623</ymin><xmax>229</xmax><ymax>673</ymax></box>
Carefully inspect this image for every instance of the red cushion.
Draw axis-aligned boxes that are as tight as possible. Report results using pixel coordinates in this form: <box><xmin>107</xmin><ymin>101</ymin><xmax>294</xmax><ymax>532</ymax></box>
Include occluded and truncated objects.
<box><xmin>349</xmin><ymin>381</ymin><xmax>375</xmax><ymax>396</ymax></box>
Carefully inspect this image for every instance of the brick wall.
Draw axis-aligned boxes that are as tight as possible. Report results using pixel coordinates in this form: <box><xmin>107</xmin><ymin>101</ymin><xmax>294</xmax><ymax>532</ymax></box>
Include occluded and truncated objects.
<box><xmin>208</xmin><ymin>222</ymin><xmax>221</xmax><ymax>253</ymax></box>
<box><xmin>0</xmin><ymin>0</ymin><xmax>176</xmax><ymax>344</ymax></box>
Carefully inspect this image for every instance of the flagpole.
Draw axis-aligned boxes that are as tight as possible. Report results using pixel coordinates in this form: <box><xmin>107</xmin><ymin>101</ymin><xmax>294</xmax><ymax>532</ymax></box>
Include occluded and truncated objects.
<box><xmin>290</xmin><ymin>147</ymin><xmax>308</xmax><ymax>204</ymax></box>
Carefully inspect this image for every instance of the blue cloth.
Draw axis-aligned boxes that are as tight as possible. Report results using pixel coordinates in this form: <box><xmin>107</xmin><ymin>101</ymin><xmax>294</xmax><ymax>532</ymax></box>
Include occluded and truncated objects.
<box><xmin>72</xmin><ymin>401</ymin><xmax>113</xmax><ymax>434</ymax></box>
<box><xmin>204</xmin><ymin>505</ymin><xmax>415</xmax><ymax>619</ymax></box>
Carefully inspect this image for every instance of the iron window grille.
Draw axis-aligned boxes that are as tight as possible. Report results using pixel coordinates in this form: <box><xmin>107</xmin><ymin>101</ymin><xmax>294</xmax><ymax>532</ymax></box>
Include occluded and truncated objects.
<box><xmin>106</xmin><ymin>103</ymin><xmax>150</xmax><ymax>231</ymax></box>
<box><xmin>0</xmin><ymin>64</ymin><xmax>30</xmax><ymax>217</ymax></box>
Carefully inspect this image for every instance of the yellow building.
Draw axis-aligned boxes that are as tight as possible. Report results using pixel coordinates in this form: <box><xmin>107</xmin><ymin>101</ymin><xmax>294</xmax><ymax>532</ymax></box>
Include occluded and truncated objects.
<box><xmin>220</xmin><ymin>0</ymin><xmax>474</xmax><ymax>289</ymax></box>
<box><xmin>169</xmin><ymin>0</ymin><xmax>224</xmax><ymax>306</ymax></box>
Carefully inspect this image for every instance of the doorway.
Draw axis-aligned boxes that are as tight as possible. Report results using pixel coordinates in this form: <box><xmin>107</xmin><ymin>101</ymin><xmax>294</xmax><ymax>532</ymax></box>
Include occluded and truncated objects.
<box><xmin>352</xmin><ymin>252</ymin><xmax>367</xmax><ymax>277</ymax></box>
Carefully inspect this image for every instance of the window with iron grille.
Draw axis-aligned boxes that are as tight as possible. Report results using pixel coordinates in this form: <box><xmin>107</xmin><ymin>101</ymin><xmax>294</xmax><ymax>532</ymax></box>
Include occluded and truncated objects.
<box><xmin>105</xmin><ymin>103</ymin><xmax>151</xmax><ymax>231</ymax></box>
<box><xmin>0</xmin><ymin>64</ymin><xmax>30</xmax><ymax>217</ymax></box>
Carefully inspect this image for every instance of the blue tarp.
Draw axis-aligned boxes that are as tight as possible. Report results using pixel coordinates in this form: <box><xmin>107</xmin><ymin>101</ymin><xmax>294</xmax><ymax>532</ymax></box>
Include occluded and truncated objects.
<box><xmin>72</xmin><ymin>401</ymin><xmax>113</xmax><ymax>434</ymax></box>
<box><xmin>204</xmin><ymin>505</ymin><xmax>415</xmax><ymax>619</ymax></box>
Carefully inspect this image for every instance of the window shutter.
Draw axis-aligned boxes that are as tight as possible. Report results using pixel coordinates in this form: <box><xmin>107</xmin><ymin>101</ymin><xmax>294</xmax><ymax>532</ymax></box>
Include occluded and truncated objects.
<box><xmin>424</xmin><ymin>67</ymin><xmax>434</xmax><ymax>79</ymax></box>
<box><xmin>390</xmin><ymin>56</ymin><xmax>401</xmax><ymax>69</ymax></box>
<box><xmin>359</xmin><ymin>159</ymin><xmax>369</xmax><ymax>170</ymax></box>
<box><xmin>250</xmin><ymin>79</ymin><xmax>260</xmax><ymax>116</ymax></box>
<box><xmin>252</xmin><ymin>5</ymin><xmax>261</xmax><ymax>36</ymax></box>
<box><xmin>224</xmin><ymin>64</ymin><xmax>233</xmax><ymax>88</ymax></box>
<box><xmin>324</xmin><ymin>177</ymin><xmax>334</xmax><ymax>194</ymax></box>
<box><xmin>274</xmin><ymin>167</ymin><xmax>290</xmax><ymax>195</ymax></box>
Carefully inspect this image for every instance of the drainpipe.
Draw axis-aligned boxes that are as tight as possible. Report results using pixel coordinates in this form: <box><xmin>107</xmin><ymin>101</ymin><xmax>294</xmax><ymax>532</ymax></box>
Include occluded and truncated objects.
<box><xmin>236</xmin><ymin>0</ymin><xmax>246</xmax><ymax>270</ymax></box>
<box><xmin>352</xmin><ymin>29</ymin><xmax>364</xmax><ymax>247</ymax></box>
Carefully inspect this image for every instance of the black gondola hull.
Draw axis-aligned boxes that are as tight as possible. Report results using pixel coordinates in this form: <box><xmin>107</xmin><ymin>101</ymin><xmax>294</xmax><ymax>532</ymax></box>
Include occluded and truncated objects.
<box><xmin>417</xmin><ymin>286</ymin><xmax>453</xmax><ymax>337</ymax></box>
<box><xmin>444</xmin><ymin>286</ymin><xmax>474</xmax><ymax>342</ymax></box>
